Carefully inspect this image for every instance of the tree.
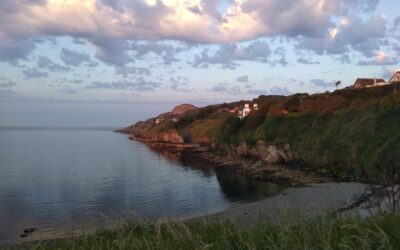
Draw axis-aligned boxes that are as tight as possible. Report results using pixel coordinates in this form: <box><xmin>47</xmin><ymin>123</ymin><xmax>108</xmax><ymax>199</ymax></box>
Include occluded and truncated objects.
<box><xmin>335</xmin><ymin>80</ymin><xmax>341</xmax><ymax>90</ymax></box>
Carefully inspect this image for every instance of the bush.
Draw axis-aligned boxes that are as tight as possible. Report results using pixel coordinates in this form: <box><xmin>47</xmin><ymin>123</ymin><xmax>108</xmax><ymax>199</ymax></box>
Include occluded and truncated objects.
<box><xmin>380</xmin><ymin>94</ymin><xmax>400</xmax><ymax>110</ymax></box>
<box><xmin>283</xmin><ymin>96</ymin><xmax>301</xmax><ymax>112</ymax></box>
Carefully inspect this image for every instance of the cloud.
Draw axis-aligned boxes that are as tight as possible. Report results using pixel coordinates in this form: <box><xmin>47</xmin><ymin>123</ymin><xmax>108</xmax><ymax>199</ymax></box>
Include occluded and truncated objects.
<box><xmin>0</xmin><ymin>39</ymin><xmax>35</xmax><ymax>63</ymax></box>
<box><xmin>85</xmin><ymin>39</ymin><xmax>189</xmax><ymax>75</ymax></box>
<box><xmin>0</xmin><ymin>0</ymin><xmax>382</xmax><ymax>44</ymax></box>
<box><xmin>86</xmin><ymin>78</ymin><xmax>161</xmax><ymax>92</ymax></box>
<box><xmin>297</xmin><ymin>57</ymin><xmax>320</xmax><ymax>65</ymax></box>
<box><xmin>115</xmin><ymin>66</ymin><xmax>151</xmax><ymax>77</ymax></box>
<box><xmin>236</xmin><ymin>75</ymin><xmax>248</xmax><ymax>83</ymax></box>
<box><xmin>22</xmin><ymin>68</ymin><xmax>48</xmax><ymax>79</ymax></box>
<box><xmin>297</xmin><ymin>15</ymin><xmax>387</xmax><ymax>57</ymax></box>
<box><xmin>60</xmin><ymin>48</ymin><xmax>96</xmax><ymax>67</ymax></box>
<box><xmin>89</xmin><ymin>38</ymin><xmax>134</xmax><ymax>67</ymax></box>
<box><xmin>268</xmin><ymin>86</ymin><xmax>291</xmax><ymax>96</ymax></box>
<box><xmin>357</xmin><ymin>51</ymin><xmax>397</xmax><ymax>65</ymax></box>
<box><xmin>390</xmin><ymin>17</ymin><xmax>400</xmax><ymax>39</ymax></box>
<box><xmin>0</xmin><ymin>77</ymin><xmax>17</xmax><ymax>97</ymax></box>
<box><xmin>246</xmin><ymin>85</ymin><xmax>291</xmax><ymax>96</ymax></box>
<box><xmin>210</xmin><ymin>83</ymin><xmax>242</xmax><ymax>95</ymax></box>
<box><xmin>0</xmin><ymin>78</ymin><xmax>17</xmax><ymax>88</ymax></box>
<box><xmin>246</xmin><ymin>88</ymin><xmax>266</xmax><ymax>95</ymax></box>
<box><xmin>311</xmin><ymin>79</ymin><xmax>334</xmax><ymax>88</ymax></box>
<box><xmin>37</xmin><ymin>56</ymin><xmax>70</xmax><ymax>72</ymax></box>
<box><xmin>0</xmin><ymin>0</ymin><xmax>390</xmax><ymax>72</ymax></box>
<box><xmin>271</xmin><ymin>47</ymin><xmax>289</xmax><ymax>66</ymax></box>
<box><xmin>0</xmin><ymin>89</ymin><xmax>16</xmax><ymax>96</ymax></box>
<box><xmin>60</xmin><ymin>88</ymin><xmax>79</xmax><ymax>94</ymax></box>
<box><xmin>169</xmin><ymin>76</ymin><xmax>193</xmax><ymax>92</ymax></box>
<box><xmin>193</xmin><ymin>41</ymin><xmax>271</xmax><ymax>69</ymax></box>
<box><xmin>211</xmin><ymin>83</ymin><xmax>228</xmax><ymax>92</ymax></box>
<box><xmin>130</xmin><ymin>41</ymin><xmax>187</xmax><ymax>65</ymax></box>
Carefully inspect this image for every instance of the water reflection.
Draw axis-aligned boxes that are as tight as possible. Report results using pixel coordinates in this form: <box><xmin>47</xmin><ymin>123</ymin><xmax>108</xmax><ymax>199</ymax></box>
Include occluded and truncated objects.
<box><xmin>146</xmin><ymin>144</ymin><xmax>283</xmax><ymax>203</ymax></box>
<box><xmin>215</xmin><ymin>170</ymin><xmax>283</xmax><ymax>202</ymax></box>
<box><xmin>0</xmin><ymin>130</ymin><xmax>282</xmax><ymax>242</ymax></box>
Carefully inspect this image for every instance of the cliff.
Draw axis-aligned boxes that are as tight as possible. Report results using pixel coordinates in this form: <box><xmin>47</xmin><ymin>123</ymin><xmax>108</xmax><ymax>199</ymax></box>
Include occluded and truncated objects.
<box><xmin>119</xmin><ymin>83</ymin><xmax>400</xmax><ymax>182</ymax></box>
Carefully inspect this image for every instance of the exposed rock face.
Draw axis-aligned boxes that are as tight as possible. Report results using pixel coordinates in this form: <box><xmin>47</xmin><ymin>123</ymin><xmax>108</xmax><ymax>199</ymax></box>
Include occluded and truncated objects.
<box><xmin>236</xmin><ymin>141</ymin><xmax>292</xmax><ymax>164</ymax></box>
<box><xmin>158</xmin><ymin>132</ymin><xmax>184</xmax><ymax>144</ymax></box>
<box><xmin>256</xmin><ymin>142</ymin><xmax>292</xmax><ymax>164</ymax></box>
<box><xmin>171</xmin><ymin>104</ymin><xmax>197</xmax><ymax>116</ymax></box>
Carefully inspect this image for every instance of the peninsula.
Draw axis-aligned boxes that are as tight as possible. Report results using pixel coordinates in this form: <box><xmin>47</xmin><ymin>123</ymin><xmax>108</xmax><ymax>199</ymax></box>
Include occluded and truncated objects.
<box><xmin>118</xmin><ymin>82</ymin><xmax>400</xmax><ymax>186</ymax></box>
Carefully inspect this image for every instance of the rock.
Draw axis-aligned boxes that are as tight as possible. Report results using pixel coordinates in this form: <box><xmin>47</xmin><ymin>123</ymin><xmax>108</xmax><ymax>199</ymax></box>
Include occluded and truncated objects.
<box><xmin>23</xmin><ymin>228</ymin><xmax>37</xmax><ymax>234</ymax></box>
<box><xmin>256</xmin><ymin>142</ymin><xmax>292</xmax><ymax>164</ymax></box>
<box><xmin>20</xmin><ymin>233</ymin><xmax>28</xmax><ymax>238</ymax></box>
<box><xmin>158</xmin><ymin>132</ymin><xmax>184</xmax><ymax>144</ymax></box>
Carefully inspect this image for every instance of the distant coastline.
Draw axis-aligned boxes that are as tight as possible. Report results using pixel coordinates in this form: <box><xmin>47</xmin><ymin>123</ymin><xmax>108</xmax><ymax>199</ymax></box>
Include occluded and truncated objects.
<box><xmin>0</xmin><ymin>126</ymin><xmax>120</xmax><ymax>131</ymax></box>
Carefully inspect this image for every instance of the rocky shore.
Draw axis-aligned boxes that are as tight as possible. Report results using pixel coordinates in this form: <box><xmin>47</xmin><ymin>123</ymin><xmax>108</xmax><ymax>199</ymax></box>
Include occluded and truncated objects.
<box><xmin>179</xmin><ymin>146</ymin><xmax>334</xmax><ymax>187</ymax></box>
<box><xmin>131</xmin><ymin>136</ymin><xmax>334</xmax><ymax>187</ymax></box>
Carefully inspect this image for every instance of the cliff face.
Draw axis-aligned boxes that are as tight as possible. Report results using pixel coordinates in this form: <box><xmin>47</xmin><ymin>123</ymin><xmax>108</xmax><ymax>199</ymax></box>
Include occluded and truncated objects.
<box><xmin>157</xmin><ymin>131</ymin><xmax>185</xmax><ymax>144</ymax></box>
<box><xmin>120</xmin><ymin>83</ymin><xmax>400</xmax><ymax>181</ymax></box>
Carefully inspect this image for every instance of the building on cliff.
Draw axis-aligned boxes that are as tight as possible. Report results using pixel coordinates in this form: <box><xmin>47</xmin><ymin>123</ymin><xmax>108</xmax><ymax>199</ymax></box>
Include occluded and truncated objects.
<box><xmin>238</xmin><ymin>103</ymin><xmax>258</xmax><ymax>119</ymax></box>
<box><xmin>155</xmin><ymin>117</ymin><xmax>164</xmax><ymax>124</ymax></box>
<box><xmin>389</xmin><ymin>71</ymin><xmax>400</xmax><ymax>84</ymax></box>
<box><xmin>352</xmin><ymin>78</ymin><xmax>387</xmax><ymax>88</ymax></box>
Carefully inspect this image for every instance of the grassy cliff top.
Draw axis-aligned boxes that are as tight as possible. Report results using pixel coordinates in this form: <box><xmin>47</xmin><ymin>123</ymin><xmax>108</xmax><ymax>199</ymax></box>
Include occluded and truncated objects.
<box><xmin>124</xmin><ymin>83</ymin><xmax>400</xmax><ymax>181</ymax></box>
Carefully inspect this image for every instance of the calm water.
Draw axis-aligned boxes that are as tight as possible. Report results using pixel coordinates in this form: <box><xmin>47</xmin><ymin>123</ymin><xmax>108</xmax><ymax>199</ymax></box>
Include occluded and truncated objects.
<box><xmin>0</xmin><ymin>128</ymin><xmax>282</xmax><ymax>241</ymax></box>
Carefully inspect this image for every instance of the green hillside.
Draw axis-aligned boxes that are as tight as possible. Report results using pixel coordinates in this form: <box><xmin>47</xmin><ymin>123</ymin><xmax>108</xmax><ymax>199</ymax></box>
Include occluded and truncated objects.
<box><xmin>124</xmin><ymin>84</ymin><xmax>400</xmax><ymax>181</ymax></box>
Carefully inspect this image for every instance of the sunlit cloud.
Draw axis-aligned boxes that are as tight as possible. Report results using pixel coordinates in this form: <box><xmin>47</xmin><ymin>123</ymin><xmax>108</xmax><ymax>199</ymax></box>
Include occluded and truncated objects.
<box><xmin>329</xmin><ymin>28</ymin><xmax>339</xmax><ymax>39</ymax></box>
<box><xmin>0</xmin><ymin>0</ymin><xmax>398</xmax><ymax>105</ymax></box>
<box><xmin>0</xmin><ymin>0</ymin><xmax>384</xmax><ymax>44</ymax></box>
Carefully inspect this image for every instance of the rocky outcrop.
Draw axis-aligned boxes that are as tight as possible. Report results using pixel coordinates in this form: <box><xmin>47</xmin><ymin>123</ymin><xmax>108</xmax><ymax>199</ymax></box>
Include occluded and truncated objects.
<box><xmin>235</xmin><ymin>141</ymin><xmax>293</xmax><ymax>164</ymax></box>
<box><xmin>180</xmin><ymin>144</ymin><xmax>331</xmax><ymax>187</ymax></box>
<box><xmin>171</xmin><ymin>104</ymin><xmax>197</xmax><ymax>115</ymax></box>
<box><xmin>158</xmin><ymin>132</ymin><xmax>185</xmax><ymax>144</ymax></box>
<box><xmin>256</xmin><ymin>142</ymin><xmax>292</xmax><ymax>164</ymax></box>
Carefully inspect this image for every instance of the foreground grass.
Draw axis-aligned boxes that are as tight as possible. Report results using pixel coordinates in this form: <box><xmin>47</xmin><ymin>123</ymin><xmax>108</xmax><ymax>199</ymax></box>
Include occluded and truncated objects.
<box><xmin>6</xmin><ymin>214</ymin><xmax>400</xmax><ymax>250</ymax></box>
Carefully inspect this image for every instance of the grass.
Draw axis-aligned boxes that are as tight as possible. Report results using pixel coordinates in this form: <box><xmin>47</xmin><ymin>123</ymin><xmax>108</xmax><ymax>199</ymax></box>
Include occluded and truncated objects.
<box><xmin>5</xmin><ymin>213</ymin><xmax>400</xmax><ymax>250</ymax></box>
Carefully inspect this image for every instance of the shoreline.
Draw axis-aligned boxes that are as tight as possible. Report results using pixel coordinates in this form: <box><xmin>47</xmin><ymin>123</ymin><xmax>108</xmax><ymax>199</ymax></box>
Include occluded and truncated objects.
<box><xmin>131</xmin><ymin>137</ymin><xmax>336</xmax><ymax>187</ymax></box>
<box><xmin>5</xmin><ymin>181</ymin><xmax>383</xmax><ymax>246</ymax></box>
<box><xmin>189</xmin><ymin>182</ymin><xmax>373</xmax><ymax>225</ymax></box>
<box><xmin>3</xmin><ymin>137</ymin><xmax>390</xmax><ymax>245</ymax></box>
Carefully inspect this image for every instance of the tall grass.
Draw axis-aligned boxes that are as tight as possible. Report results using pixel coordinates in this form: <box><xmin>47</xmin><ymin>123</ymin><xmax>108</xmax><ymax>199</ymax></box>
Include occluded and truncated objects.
<box><xmin>5</xmin><ymin>214</ymin><xmax>400</xmax><ymax>250</ymax></box>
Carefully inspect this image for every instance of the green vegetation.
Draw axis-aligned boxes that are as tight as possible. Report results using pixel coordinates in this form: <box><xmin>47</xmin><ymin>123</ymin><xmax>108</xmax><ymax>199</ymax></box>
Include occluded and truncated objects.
<box><xmin>131</xmin><ymin>84</ymin><xmax>400</xmax><ymax>181</ymax></box>
<box><xmin>211</xmin><ymin>85</ymin><xmax>400</xmax><ymax>181</ymax></box>
<box><xmin>8</xmin><ymin>214</ymin><xmax>400</xmax><ymax>249</ymax></box>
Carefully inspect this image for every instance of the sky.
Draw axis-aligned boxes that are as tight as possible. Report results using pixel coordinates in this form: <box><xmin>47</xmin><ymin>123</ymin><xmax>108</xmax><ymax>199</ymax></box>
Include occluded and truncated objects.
<box><xmin>0</xmin><ymin>0</ymin><xmax>399</xmax><ymax>127</ymax></box>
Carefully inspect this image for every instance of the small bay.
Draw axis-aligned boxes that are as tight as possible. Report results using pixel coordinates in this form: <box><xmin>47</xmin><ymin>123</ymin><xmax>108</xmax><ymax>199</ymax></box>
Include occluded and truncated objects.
<box><xmin>0</xmin><ymin>127</ymin><xmax>282</xmax><ymax>242</ymax></box>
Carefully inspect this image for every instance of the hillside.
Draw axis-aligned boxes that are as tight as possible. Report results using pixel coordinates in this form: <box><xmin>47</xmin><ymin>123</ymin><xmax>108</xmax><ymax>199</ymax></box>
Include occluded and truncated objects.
<box><xmin>120</xmin><ymin>84</ymin><xmax>400</xmax><ymax>182</ymax></box>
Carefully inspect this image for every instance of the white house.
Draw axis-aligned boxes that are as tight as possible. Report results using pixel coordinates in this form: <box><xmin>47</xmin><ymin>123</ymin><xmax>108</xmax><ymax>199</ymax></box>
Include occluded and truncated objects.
<box><xmin>389</xmin><ymin>71</ymin><xmax>400</xmax><ymax>84</ymax></box>
<box><xmin>238</xmin><ymin>103</ymin><xmax>257</xmax><ymax>119</ymax></box>
<box><xmin>155</xmin><ymin>117</ymin><xmax>165</xmax><ymax>124</ymax></box>
<box><xmin>353</xmin><ymin>78</ymin><xmax>387</xmax><ymax>88</ymax></box>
